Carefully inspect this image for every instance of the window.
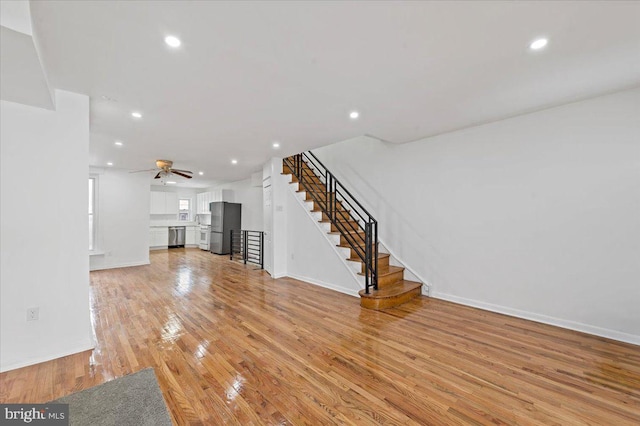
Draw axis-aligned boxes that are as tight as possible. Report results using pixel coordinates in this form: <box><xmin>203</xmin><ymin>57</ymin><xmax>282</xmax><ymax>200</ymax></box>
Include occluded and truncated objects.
<box><xmin>179</xmin><ymin>198</ymin><xmax>190</xmax><ymax>221</ymax></box>
<box><xmin>89</xmin><ymin>177</ymin><xmax>96</xmax><ymax>250</ymax></box>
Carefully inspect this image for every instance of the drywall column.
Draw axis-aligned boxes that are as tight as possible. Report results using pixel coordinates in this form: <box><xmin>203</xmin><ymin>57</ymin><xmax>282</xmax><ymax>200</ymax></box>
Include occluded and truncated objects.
<box><xmin>1</xmin><ymin>90</ymin><xmax>93</xmax><ymax>371</ymax></box>
<box><xmin>89</xmin><ymin>168</ymin><xmax>150</xmax><ymax>271</ymax></box>
<box><xmin>263</xmin><ymin>158</ymin><xmax>288</xmax><ymax>277</ymax></box>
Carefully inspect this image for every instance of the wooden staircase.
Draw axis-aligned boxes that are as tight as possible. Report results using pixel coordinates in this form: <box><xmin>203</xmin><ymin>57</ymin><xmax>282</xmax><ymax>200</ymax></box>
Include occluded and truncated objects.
<box><xmin>283</xmin><ymin>156</ymin><xmax>422</xmax><ymax>310</ymax></box>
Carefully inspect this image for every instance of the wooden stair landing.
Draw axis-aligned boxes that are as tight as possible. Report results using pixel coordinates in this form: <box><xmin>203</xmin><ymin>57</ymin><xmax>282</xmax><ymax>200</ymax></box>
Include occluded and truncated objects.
<box><xmin>358</xmin><ymin>280</ymin><xmax>422</xmax><ymax>310</ymax></box>
<box><xmin>284</xmin><ymin>157</ymin><xmax>422</xmax><ymax>310</ymax></box>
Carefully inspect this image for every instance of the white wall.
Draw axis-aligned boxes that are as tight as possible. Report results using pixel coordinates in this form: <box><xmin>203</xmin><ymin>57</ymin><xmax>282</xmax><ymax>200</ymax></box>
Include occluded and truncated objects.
<box><xmin>285</xmin><ymin>183</ymin><xmax>362</xmax><ymax>297</ymax></box>
<box><xmin>90</xmin><ymin>168</ymin><xmax>150</xmax><ymax>271</ymax></box>
<box><xmin>314</xmin><ymin>88</ymin><xmax>640</xmax><ymax>344</ymax></box>
<box><xmin>208</xmin><ymin>178</ymin><xmax>263</xmax><ymax>231</ymax></box>
<box><xmin>1</xmin><ymin>90</ymin><xmax>93</xmax><ymax>372</ymax></box>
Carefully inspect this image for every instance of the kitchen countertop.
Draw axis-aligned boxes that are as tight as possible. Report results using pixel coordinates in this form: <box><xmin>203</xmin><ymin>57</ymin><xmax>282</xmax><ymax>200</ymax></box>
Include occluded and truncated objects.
<box><xmin>150</xmin><ymin>222</ymin><xmax>199</xmax><ymax>228</ymax></box>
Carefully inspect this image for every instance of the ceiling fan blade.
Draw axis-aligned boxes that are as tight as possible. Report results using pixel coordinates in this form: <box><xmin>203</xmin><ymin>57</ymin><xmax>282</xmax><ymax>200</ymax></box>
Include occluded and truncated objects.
<box><xmin>172</xmin><ymin>170</ymin><xmax>193</xmax><ymax>179</ymax></box>
<box><xmin>129</xmin><ymin>168</ymin><xmax>158</xmax><ymax>173</ymax></box>
<box><xmin>154</xmin><ymin>172</ymin><xmax>162</xmax><ymax>179</ymax></box>
<box><xmin>171</xmin><ymin>169</ymin><xmax>193</xmax><ymax>174</ymax></box>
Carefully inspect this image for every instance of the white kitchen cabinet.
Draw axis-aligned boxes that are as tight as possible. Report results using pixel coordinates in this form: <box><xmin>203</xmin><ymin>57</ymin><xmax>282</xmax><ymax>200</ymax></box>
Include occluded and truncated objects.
<box><xmin>196</xmin><ymin>192</ymin><xmax>209</xmax><ymax>215</ymax></box>
<box><xmin>165</xmin><ymin>192</ymin><xmax>178</xmax><ymax>214</ymax></box>
<box><xmin>149</xmin><ymin>226</ymin><xmax>169</xmax><ymax>248</ymax></box>
<box><xmin>186</xmin><ymin>226</ymin><xmax>197</xmax><ymax>245</ymax></box>
<box><xmin>150</xmin><ymin>191</ymin><xmax>166</xmax><ymax>214</ymax></box>
<box><xmin>150</xmin><ymin>191</ymin><xmax>179</xmax><ymax>215</ymax></box>
<box><xmin>203</xmin><ymin>192</ymin><xmax>212</xmax><ymax>214</ymax></box>
<box><xmin>196</xmin><ymin>190</ymin><xmax>234</xmax><ymax>214</ymax></box>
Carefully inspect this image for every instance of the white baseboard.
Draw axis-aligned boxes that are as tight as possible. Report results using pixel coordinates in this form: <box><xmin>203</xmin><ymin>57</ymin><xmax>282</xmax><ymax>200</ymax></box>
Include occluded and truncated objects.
<box><xmin>432</xmin><ymin>291</ymin><xmax>640</xmax><ymax>346</ymax></box>
<box><xmin>0</xmin><ymin>340</ymin><xmax>95</xmax><ymax>373</ymax></box>
<box><xmin>90</xmin><ymin>260</ymin><xmax>150</xmax><ymax>271</ymax></box>
<box><xmin>287</xmin><ymin>273</ymin><xmax>359</xmax><ymax>298</ymax></box>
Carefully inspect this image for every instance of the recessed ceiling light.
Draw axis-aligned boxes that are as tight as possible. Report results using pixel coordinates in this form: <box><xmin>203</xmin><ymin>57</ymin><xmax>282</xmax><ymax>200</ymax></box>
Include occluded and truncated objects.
<box><xmin>166</xmin><ymin>181</ymin><xmax>177</xmax><ymax>184</ymax></box>
<box><xmin>272</xmin><ymin>142</ymin><xmax>280</xmax><ymax>148</ymax></box>
<box><xmin>107</xmin><ymin>162</ymin><xmax>113</xmax><ymax>166</ymax></box>
<box><xmin>114</xmin><ymin>141</ymin><xmax>123</xmax><ymax>146</ymax></box>
<box><xmin>529</xmin><ymin>38</ymin><xmax>548</xmax><ymax>50</ymax></box>
<box><xmin>198</xmin><ymin>171</ymin><xmax>204</xmax><ymax>176</ymax></box>
<box><xmin>231</xmin><ymin>159</ymin><xmax>238</xmax><ymax>165</ymax></box>
<box><xmin>131</xmin><ymin>111</ymin><xmax>142</xmax><ymax>118</ymax></box>
<box><xmin>349</xmin><ymin>111</ymin><xmax>359</xmax><ymax>119</ymax></box>
<box><xmin>164</xmin><ymin>35</ymin><xmax>181</xmax><ymax>48</ymax></box>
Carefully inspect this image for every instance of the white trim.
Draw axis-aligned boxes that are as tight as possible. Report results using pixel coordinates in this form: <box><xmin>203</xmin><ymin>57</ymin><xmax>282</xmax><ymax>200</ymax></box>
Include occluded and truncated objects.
<box><xmin>289</xmin><ymin>183</ymin><xmax>363</xmax><ymax>286</ymax></box>
<box><xmin>88</xmin><ymin>175</ymin><xmax>99</xmax><ymax>252</ymax></box>
<box><xmin>150</xmin><ymin>245</ymin><xmax>199</xmax><ymax>251</ymax></box>
<box><xmin>432</xmin><ymin>291</ymin><xmax>640</xmax><ymax>346</ymax></box>
<box><xmin>0</xmin><ymin>341</ymin><xmax>95</xmax><ymax>373</ymax></box>
<box><xmin>286</xmin><ymin>273</ymin><xmax>359</xmax><ymax>298</ymax></box>
<box><xmin>377</xmin><ymin>236</ymin><xmax>432</xmax><ymax>295</ymax></box>
<box><xmin>89</xmin><ymin>250</ymin><xmax>105</xmax><ymax>256</ymax></box>
<box><xmin>90</xmin><ymin>260</ymin><xmax>150</xmax><ymax>271</ymax></box>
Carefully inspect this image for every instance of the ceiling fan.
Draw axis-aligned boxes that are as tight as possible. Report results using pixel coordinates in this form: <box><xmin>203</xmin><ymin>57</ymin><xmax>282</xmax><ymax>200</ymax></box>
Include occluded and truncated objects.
<box><xmin>130</xmin><ymin>160</ymin><xmax>193</xmax><ymax>179</ymax></box>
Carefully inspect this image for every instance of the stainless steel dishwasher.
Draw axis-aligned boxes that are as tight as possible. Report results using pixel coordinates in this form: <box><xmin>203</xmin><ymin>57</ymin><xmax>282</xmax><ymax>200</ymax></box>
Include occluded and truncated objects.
<box><xmin>168</xmin><ymin>226</ymin><xmax>186</xmax><ymax>248</ymax></box>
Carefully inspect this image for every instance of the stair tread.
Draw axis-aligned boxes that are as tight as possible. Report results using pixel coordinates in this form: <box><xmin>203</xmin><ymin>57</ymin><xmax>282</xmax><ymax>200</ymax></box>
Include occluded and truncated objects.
<box><xmin>312</xmin><ymin>206</ymin><xmax>350</xmax><ymax>213</ymax></box>
<box><xmin>347</xmin><ymin>253</ymin><xmax>390</xmax><ymax>262</ymax></box>
<box><xmin>337</xmin><ymin>241</ymin><xmax>377</xmax><ymax>248</ymax></box>
<box><xmin>328</xmin><ymin>230</ymin><xmax>364</xmax><ymax>235</ymax></box>
<box><xmin>358</xmin><ymin>280</ymin><xmax>422</xmax><ymax>299</ymax></box>
<box><xmin>358</xmin><ymin>265</ymin><xmax>404</xmax><ymax>277</ymax></box>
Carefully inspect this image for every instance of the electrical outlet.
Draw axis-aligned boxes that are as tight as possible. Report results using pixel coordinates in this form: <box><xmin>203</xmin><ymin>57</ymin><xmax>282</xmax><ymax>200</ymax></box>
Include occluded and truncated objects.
<box><xmin>27</xmin><ymin>307</ymin><xmax>39</xmax><ymax>321</ymax></box>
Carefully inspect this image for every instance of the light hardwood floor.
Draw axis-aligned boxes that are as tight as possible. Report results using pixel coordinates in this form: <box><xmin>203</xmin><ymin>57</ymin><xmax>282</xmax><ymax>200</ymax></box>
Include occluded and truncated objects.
<box><xmin>1</xmin><ymin>249</ymin><xmax>639</xmax><ymax>425</ymax></box>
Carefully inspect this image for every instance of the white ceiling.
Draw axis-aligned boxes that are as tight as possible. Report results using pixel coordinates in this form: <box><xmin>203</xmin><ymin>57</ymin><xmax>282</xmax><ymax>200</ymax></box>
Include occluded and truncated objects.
<box><xmin>29</xmin><ymin>1</ymin><xmax>640</xmax><ymax>187</ymax></box>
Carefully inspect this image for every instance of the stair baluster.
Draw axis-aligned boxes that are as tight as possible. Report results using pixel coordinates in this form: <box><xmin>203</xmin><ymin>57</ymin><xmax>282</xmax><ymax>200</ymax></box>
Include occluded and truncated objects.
<box><xmin>283</xmin><ymin>152</ymin><xmax>378</xmax><ymax>293</ymax></box>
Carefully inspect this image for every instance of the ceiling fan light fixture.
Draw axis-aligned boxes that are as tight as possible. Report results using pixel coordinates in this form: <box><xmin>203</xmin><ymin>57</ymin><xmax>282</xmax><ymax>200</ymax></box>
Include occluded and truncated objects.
<box><xmin>131</xmin><ymin>159</ymin><xmax>193</xmax><ymax>179</ymax></box>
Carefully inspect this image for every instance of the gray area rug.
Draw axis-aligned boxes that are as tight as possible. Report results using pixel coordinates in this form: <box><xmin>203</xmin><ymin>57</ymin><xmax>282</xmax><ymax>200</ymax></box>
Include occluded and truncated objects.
<box><xmin>51</xmin><ymin>368</ymin><xmax>172</xmax><ymax>426</ymax></box>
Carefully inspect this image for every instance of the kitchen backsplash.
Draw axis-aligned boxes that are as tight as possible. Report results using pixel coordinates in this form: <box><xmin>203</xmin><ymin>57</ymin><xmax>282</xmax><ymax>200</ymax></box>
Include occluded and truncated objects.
<box><xmin>150</xmin><ymin>214</ymin><xmax>177</xmax><ymax>221</ymax></box>
<box><xmin>197</xmin><ymin>214</ymin><xmax>211</xmax><ymax>225</ymax></box>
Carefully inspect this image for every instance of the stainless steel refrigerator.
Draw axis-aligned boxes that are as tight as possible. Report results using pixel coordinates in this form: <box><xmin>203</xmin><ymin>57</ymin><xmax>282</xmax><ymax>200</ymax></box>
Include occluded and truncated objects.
<box><xmin>209</xmin><ymin>202</ymin><xmax>241</xmax><ymax>255</ymax></box>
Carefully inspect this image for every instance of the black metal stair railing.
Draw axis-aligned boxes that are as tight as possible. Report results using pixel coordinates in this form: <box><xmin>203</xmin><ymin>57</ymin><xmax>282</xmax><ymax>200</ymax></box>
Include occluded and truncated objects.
<box><xmin>283</xmin><ymin>152</ymin><xmax>378</xmax><ymax>293</ymax></box>
<box><xmin>230</xmin><ymin>230</ymin><xmax>264</xmax><ymax>269</ymax></box>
